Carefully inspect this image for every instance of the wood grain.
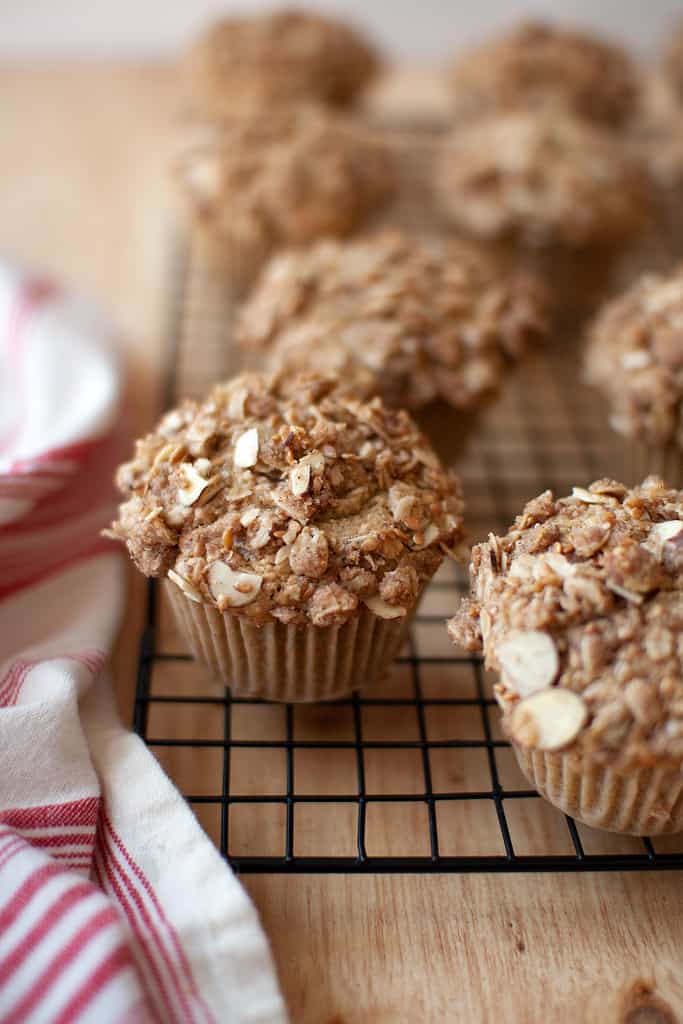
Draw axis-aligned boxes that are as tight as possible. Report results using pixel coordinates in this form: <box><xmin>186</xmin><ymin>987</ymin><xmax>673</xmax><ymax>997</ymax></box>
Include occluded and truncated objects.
<box><xmin>1</xmin><ymin>62</ymin><xmax>682</xmax><ymax>1024</ymax></box>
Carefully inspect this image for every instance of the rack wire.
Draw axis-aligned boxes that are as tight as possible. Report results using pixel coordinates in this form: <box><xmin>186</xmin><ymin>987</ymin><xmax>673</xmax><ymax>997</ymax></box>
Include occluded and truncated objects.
<box><xmin>133</xmin><ymin>231</ymin><xmax>683</xmax><ymax>874</ymax></box>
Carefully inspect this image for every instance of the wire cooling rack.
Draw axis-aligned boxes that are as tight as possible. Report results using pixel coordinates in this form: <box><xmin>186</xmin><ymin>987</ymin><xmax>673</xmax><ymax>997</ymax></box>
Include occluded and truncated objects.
<box><xmin>132</xmin><ymin>234</ymin><xmax>683</xmax><ymax>874</ymax></box>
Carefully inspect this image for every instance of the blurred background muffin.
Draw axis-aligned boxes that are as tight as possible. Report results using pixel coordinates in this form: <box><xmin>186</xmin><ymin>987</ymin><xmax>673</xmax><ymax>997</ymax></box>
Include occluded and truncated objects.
<box><xmin>174</xmin><ymin>105</ymin><xmax>394</xmax><ymax>290</ymax></box>
<box><xmin>585</xmin><ymin>264</ymin><xmax>683</xmax><ymax>486</ymax></box>
<box><xmin>184</xmin><ymin>7</ymin><xmax>380</xmax><ymax>117</ymax></box>
<box><xmin>434</xmin><ymin>110</ymin><xmax>654</xmax><ymax>315</ymax></box>
<box><xmin>236</xmin><ymin>231</ymin><xmax>550</xmax><ymax>461</ymax></box>
<box><xmin>447</xmin><ymin>20</ymin><xmax>640</xmax><ymax>130</ymax></box>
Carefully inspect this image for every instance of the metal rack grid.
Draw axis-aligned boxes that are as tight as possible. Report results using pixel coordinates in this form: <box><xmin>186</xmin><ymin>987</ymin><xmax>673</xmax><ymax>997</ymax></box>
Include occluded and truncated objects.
<box><xmin>132</xmin><ymin>234</ymin><xmax>683</xmax><ymax>874</ymax></box>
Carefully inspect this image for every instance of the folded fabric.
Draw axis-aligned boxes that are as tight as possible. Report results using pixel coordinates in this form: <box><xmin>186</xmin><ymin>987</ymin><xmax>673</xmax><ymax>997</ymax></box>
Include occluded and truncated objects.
<box><xmin>0</xmin><ymin>263</ymin><xmax>286</xmax><ymax>1023</ymax></box>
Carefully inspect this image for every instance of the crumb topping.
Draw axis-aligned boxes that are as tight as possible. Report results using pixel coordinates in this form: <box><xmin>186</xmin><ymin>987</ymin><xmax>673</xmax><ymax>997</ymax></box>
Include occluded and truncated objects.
<box><xmin>185</xmin><ymin>9</ymin><xmax>378</xmax><ymax>113</ymax></box>
<box><xmin>585</xmin><ymin>267</ymin><xmax>683</xmax><ymax>448</ymax></box>
<box><xmin>448</xmin><ymin>478</ymin><xmax>683</xmax><ymax>767</ymax></box>
<box><xmin>236</xmin><ymin>232</ymin><xmax>550</xmax><ymax>411</ymax></box>
<box><xmin>448</xmin><ymin>21</ymin><xmax>639</xmax><ymax>128</ymax></box>
<box><xmin>110</xmin><ymin>373</ymin><xmax>465</xmax><ymax>627</ymax></box>
<box><xmin>175</xmin><ymin>107</ymin><xmax>393</xmax><ymax>255</ymax></box>
<box><xmin>434</xmin><ymin>111</ymin><xmax>652</xmax><ymax>248</ymax></box>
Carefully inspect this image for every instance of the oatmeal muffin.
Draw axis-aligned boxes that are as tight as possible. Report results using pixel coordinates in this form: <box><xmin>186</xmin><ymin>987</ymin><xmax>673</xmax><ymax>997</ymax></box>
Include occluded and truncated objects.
<box><xmin>434</xmin><ymin>110</ymin><xmax>653</xmax><ymax>313</ymax></box>
<box><xmin>236</xmin><ymin>232</ymin><xmax>550</xmax><ymax>429</ymax></box>
<box><xmin>175</xmin><ymin>107</ymin><xmax>393</xmax><ymax>290</ymax></box>
<box><xmin>435</xmin><ymin>111</ymin><xmax>651</xmax><ymax>250</ymax></box>
<box><xmin>448</xmin><ymin>21</ymin><xmax>639</xmax><ymax>129</ymax></box>
<box><xmin>449</xmin><ymin>477</ymin><xmax>683</xmax><ymax>834</ymax></box>
<box><xmin>109</xmin><ymin>373</ymin><xmax>465</xmax><ymax>701</ymax></box>
<box><xmin>185</xmin><ymin>9</ymin><xmax>379</xmax><ymax>116</ymax></box>
<box><xmin>585</xmin><ymin>266</ymin><xmax>683</xmax><ymax>487</ymax></box>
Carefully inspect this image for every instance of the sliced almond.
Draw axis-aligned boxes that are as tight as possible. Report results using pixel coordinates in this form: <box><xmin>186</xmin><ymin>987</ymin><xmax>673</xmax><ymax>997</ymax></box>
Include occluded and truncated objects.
<box><xmin>543</xmin><ymin>552</ymin><xmax>574</xmax><ymax>578</ymax></box>
<box><xmin>165</xmin><ymin>504</ymin><xmax>188</xmax><ymax>527</ymax></box>
<box><xmin>413</xmin><ymin>524</ymin><xmax>441</xmax><ymax>550</ymax></box>
<box><xmin>363</xmin><ymin>594</ymin><xmax>407</xmax><ymax>619</ymax></box>
<box><xmin>177</xmin><ymin>462</ymin><xmax>209</xmax><ymax>506</ymax></box>
<box><xmin>649</xmin><ymin>520</ymin><xmax>683</xmax><ymax>547</ymax></box>
<box><xmin>571</xmin><ymin>487</ymin><xmax>615</xmax><ymax>506</ymax></box>
<box><xmin>643</xmin><ymin>520</ymin><xmax>683</xmax><ymax>559</ymax></box>
<box><xmin>275</xmin><ymin>546</ymin><xmax>291</xmax><ymax>566</ymax></box>
<box><xmin>208</xmin><ymin>561</ymin><xmax>262</xmax><ymax>607</ymax></box>
<box><xmin>227</xmin><ymin>387</ymin><xmax>248</xmax><ymax>420</ymax></box>
<box><xmin>168</xmin><ymin>568</ymin><xmax>202</xmax><ymax>603</ymax></box>
<box><xmin>391</xmin><ymin>494</ymin><xmax>416</xmax><ymax>524</ymax></box>
<box><xmin>496</xmin><ymin>630</ymin><xmax>559</xmax><ymax>697</ymax></box>
<box><xmin>509</xmin><ymin>688</ymin><xmax>588</xmax><ymax>751</ymax></box>
<box><xmin>290</xmin><ymin>461</ymin><xmax>311</xmax><ymax>496</ymax></box>
<box><xmin>605</xmin><ymin>580</ymin><xmax>644</xmax><ymax>604</ymax></box>
<box><xmin>233</xmin><ymin>428</ymin><xmax>259</xmax><ymax>469</ymax></box>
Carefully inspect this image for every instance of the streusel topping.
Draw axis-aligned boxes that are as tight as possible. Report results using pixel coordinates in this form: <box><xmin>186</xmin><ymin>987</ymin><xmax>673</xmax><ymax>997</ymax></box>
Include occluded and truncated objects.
<box><xmin>176</xmin><ymin>107</ymin><xmax>393</xmax><ymax>254</ymax></box>
<box><xmin>110</xmin><ymin>374</ymin><xmax>465</xmax><ymax>627</ymax></box>
<box><xmin>236</xmin><ymin>232</ymin><xmax>550</xmax><ymax>411</ymax></box>
<box><xmin>449</xmin><ymin>478</ymin><xmax>683</xmax><ymax>767</ymax></box>
<box><xmin>448</xmin><ymin>21</ymin><xmax>639</xmax><ymax>128</ymax></box>
<box><xmin>585</xmin><ymin>266</ymin><xmax>683</xmax><ymax>447</ymax></box>
<box><xmin>434</xmin><ymin>111</ymin><xmax>652</xmax><ymax>248</ymax></box>
<box><xmin>185</xmin><ymin>9</ymin><xmax>379</xmax><ymax>114</ymax></box>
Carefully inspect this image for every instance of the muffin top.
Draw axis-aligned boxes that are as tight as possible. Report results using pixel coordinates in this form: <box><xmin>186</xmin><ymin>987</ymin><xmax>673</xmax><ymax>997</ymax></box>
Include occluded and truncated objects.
<box><xmin>585</xmin><ymin>266</ymin><xmax>683</xmax><ymax>448</ymax></box>
<box><xmin>175</xmin><ymin>107</ymin><xmax>393</xmax><ymax>254</ymax></box>
<box><xmin>236</xmin><ymin>232</ymin><xmax>550</xmax><ymax>412</ymax></box>
<box><xmin>448</xmin><ymin>21</ymin><xmax>639</xmax><ymax>128</ymax></box>
<box><xmin>110</xmin><ymin>373</ymin><xmax>465</xmax><ymax>627</ymax></box>
<box><xmin>449</xmin><ymin>478</ymin><xmax>683</xmax><ymax>768</ymax></box>
<box><xmin>185</xmin><ymin>9</ymin><xmax>379</xmax><ymax>114</ymax></box>
<box><xmin>434</xmin><ymin>111</ymin><xmax>652</xmax><ymax>249</ymax></box>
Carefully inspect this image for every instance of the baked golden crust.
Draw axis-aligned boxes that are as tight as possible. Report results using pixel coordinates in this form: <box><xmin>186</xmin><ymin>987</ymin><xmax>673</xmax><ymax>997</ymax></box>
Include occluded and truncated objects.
<box><xmin>449</xmin><ymin>478</ymin><xmax>683</xmax><ymax>769</ymax></box>
<box><xmin>434</xmin><ymin>111</ymin><xmax>652</xmax><ymax>249</ymax></box>
<box><xmin>185</xmin><ymin>9</ymin><xmax>379</xmax><ymax>115</ymax></box>
<box><xmin>110</xmin><ymin>373</ymin><xmax>465</xmax><ymax>627</ymax></box>
<box><xmin>585</xmin><ymin>266</ymin><xmax>683</xmax><ymax>447</ymax></box>
<box><xmin>175</xmin><ymin>107</ymin><xmax>393</xmax><ymax>264</ymax></box>
<box><xmin>448</xmin><ymin>21</ymin><xmax>639</xmax><ymax>128</ymax></box>
<box><xmin>236</xmin><ymin>232</ymin><xmax>550</xmax><ymax>411</ymax></box>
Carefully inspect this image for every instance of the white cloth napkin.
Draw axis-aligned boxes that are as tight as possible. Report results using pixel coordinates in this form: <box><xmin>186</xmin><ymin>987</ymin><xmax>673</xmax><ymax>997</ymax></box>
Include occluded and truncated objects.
<box><xmin>0</xmin><ymin>264</ymin><xmax>287</xmax><ymax>1023</ymax></box>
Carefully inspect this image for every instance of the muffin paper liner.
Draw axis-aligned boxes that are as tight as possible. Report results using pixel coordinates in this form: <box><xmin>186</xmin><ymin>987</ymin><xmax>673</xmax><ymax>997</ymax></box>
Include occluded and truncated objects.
<box><xmin>513</xmin><ymin>744</ymin><xmax>683</xmax><ymax>835</ymax></box>
<box><xmin>627</xmin><ymin>442</ymin><xmax>683</xmax><ymax>489</ymax></box>
<box><xmin>163</xmin><ymin>579</ymin><xmax>411</xmax><ymax>702</ymax></box>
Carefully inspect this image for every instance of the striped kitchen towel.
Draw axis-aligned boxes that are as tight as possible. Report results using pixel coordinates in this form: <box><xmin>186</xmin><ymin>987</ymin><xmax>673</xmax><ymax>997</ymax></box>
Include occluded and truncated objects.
<box><xmin>0</xmin><ymin>263</ymin><xmax>286</xmax><ymax>1023</ymax></box>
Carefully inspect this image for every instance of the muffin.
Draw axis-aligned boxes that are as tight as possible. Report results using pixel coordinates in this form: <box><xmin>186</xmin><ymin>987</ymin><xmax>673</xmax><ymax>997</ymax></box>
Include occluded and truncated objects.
<box><xmin>236</xmin><ymin>232</ymin><xmax>550</xmax><ymax>461</ymax></box>
<box><xmin>585</xmin><ymin>266</ymin><xmax>683</xmax><ymax>486</ymax></box>
<box><xmin>629</xmin><ymin>73</ymin><xmax>683</xmax><ymax>265</ymax></box>
<box><xmin>447</xmin><ymin>21</ymin><xmax>640</xmax><ymax>130</ymax></box>
<box><xmin>175</xmin><ymin>106</ymin><xmax>394</xmax><ymax>290</ymax></box>
<box><xmin>109</xmin><ymin>373</ymin><xmax>465</xmax><ymax>701</ymax></box>
<box><xmin>434</xmin><ymin>110</ymin><xmax>653</xmax><ymax>314</ymax></box>
<box><xmin>449</xmin><ymin>477</ymin><xmax>683</xmax><ymax>834</ymax></box>
<box><xmin>184</xmin><ymin>9</ymin><xmax>379</xmax><ymax>116</ymax></box>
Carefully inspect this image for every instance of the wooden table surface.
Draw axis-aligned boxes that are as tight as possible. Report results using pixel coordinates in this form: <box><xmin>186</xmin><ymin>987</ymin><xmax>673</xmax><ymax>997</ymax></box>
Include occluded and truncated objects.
<box><xmin>2</xmin><ymin>63</ymin><xmax>683</xmax><ymax>1024</ymax></box>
